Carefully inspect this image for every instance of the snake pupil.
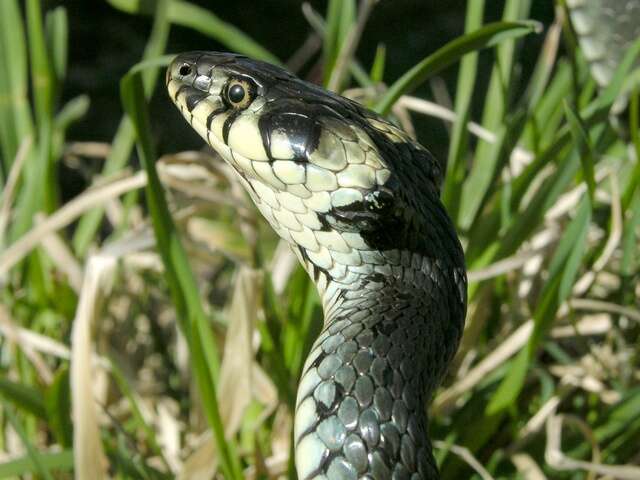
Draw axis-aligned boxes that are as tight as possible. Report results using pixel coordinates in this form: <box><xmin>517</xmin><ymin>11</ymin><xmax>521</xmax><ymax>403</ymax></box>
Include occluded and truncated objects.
<box><xmin>178</xmin><ymin>64</ymin><xmax>191</xmax><ymax>76</ymax></box>
<box><xmin>228</xmin><ymin>84</ymin><xmax>246</xmax><ymax>103</ymax></box>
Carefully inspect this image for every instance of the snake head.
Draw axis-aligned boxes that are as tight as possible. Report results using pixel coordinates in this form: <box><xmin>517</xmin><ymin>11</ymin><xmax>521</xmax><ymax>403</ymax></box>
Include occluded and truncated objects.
<box><xmin>168</xmin><ymin>52</ymin><xmax>455</xmax><ymax>291</ymax></box>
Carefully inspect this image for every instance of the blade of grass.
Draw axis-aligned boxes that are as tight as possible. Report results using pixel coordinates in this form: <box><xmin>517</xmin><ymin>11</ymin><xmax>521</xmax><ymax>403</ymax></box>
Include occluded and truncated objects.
<box><xmin>259</xmin><ymin>275</ymin><xmax>297</xmax><ymax>408</ymax></box>
<box><xmin>26</xmin><ymin>0</ymin><xmax>56</xmax><ymax>122</ymax></box>
<box><xmin>370</xmin><ymin>43</ymin><xmax>386</xmax><ymax>84</ymax></box>
<box><xmin>442</xmin><ymin>0</ymin><xmax>485</xmax><ymax>214</ymax></box>
<box><xmin>43</xmin><ymin>366</ymin><xmax>73</xmax><ymax>448</ymax></box>
<box><xmin>373</xmin><ymin>20</ymin><xmax>541</xmax><ymax>115</ymax></box>
<box><xmin>302</xmin><ymin>2</ymin><xmax>372</xmax><ymax>88</ymax></box>
<box><xmin>282</xmin><ymin>267</ymin><xmax>322</xmax><ymax>377</ymax></box>
<box><xmin>107</xmin><ymin>0</ymin><xmax>280</xmax><ymax>64</ymax></box>
<box><xmin>323</xmin><ymin>0</ymin><xmax>356</xmax><ymax>86</ymax></box>
<box><xmin>521</xmin><ymin>60</ymin><xmax>572</xmax><ymax>155</ymax></box>
<box><xmin>457</xmin><ymin>0</ymin><xmax>531</xmax><ymax>229</ymax></box>
<box><xmin>10</xmin><ymin>0</ymin><xmax>58</xmax><ymax>240</ymax></box>
<box><xmin>4</xmin><ymin>405</ymin><xmax>54</xmax><ymax>480</ymax></box>
<box><xmin>55</xmin><ymin>95</ymin><xmax>90</xmax><ymax>131</ymax></box>
<box><xmin>563</xmin><ymin>100</ymin><xmax>596</xmax><ymax>202</ymax></box>
<box><xmin>121</xmin><ymin>59</ymin><xmax>243</xmax><ymax>479</ymax></box>
<box><xmin>327</xmin><ymin>0</ymin><xmax>375</xmax><ymax>92</ymax></box>
<box><xmin>0</xmin><ymin>377</ymin><xmax>47</xmax><ymax>419</ymax></box>
<box><xmin>0</xmin><ymin>450</ymin><xmax>73</xmax><ymax>477</ymax></box>
<box><xmin>621</xmin><ymin>88</ymin><xmax>640</xmax><ymax>286</ymax></box>
<box><xmin>591</xmin><ymin>36</ymin><xmax>640</xmax><ymax>111</ymax></box>
<box><xmin>0</xmin><ymin>0</ymin><xmax>33</xmax><ymax>174</ymax></box>
<box><xmin>621</xmin><ymin>192</ymin><xmax>640</xmax><ymax>279</ymax></box>
<box><xmin>45</xmin><ymin>6</ymin><xmax>68</xmax><ymax>86</ymax></box>
<box><xmin>622</xmin><ymin>88</ymin><xmax>640</xmax><ymax>210</ymax></box>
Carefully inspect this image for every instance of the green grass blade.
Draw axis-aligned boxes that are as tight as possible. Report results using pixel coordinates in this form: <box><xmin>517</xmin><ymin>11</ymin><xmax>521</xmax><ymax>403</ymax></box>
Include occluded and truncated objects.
<box><xmin>521</xmin><ymin>60</ymin><xmax>572</xmax><ymax>154</ymax></box>
<box><xmin>323</xmin><ymin>0</ymin><xmax>343</xmax><ymax>86</ymax></box>
<box><xmin>302</xmin><ymin>3</ymin><xmax>372</xmax><ymax>88</ymax></box>
<box><xmin>549</xmin><ymin>195</ymin><xmax>592</xmax><ymax>304</ymax></box>
<box><xmin>373</xmin><ymin>20</ymin><xmax>541</xmax><ymax>115</ymax></box>
<box><xmin>121</xmin><ymin>60</ymin><xmax>243</xmax><ymax>479</ymax></box>
<box><xmin>26</xmin><ymin>0</ymin><xmax>55</xmax><ymax>124</ymax></box>
<box><xmin>0</xmin><ymin>377</ymin><xmax>48</xmax><ymax>419</ymax></box>
<box><xmin>593</xmin><ymin>36</ymin><xmax>640</xmax><ymax>111</ymax></box>
<box><xmin>54</xmin><ymin>94</ymin><xmax>90</xmax><ymax>132</ymax></box>
<box><xmin>442</xmin><ymin>0</ymin><xmax>485</xmax><ymax>213</ymax></box>
<box><xmin>323</xmin><ymin>0</ymin><xmax>355</xmax><ymax>86</ymax></box>
<box><xmin>622</xmin><ymin>88</ymin><xmax>640</xmax><ymax>210</ymax></box>
<box><xmin>0</xmin><ymin>0</ymin><xmax>33</xmax><ymax>174</ymax></box>
<box><xmin>10</xmin><ymin>0</ymin><xmax>58</xmax><ymax>240</ymax></box>
<box><xmin>4</xmin><ymin>405</ymin><xmax>54</xmax><ymax>480</ymax></box>
<box><xmin>107</xmin><ymin>0</ymin><xmax>280</xmax><ymax>64</ymax></box>
<box><xmin>45</xmin><ymin>6</ymin><xmax>68</xmax><ymax>85</ymax></box>
<box><xmin>621</xmin><ymin>192</ymin><xmax>640</xmax><ymax>279</ymax></box>
<box><xmin>457</xmin><ymin>0</ymin><xmax>531</xmax><ymax>229</ymax></box>
<box><xmin>370</xmin><ymin>43</ymin><xmax>386</xmax><ymax>84</ymax></box>
<box><xmin>258</xmin><ymin>274</ymin><xmax>297</xmax><ymax>407</ymax></box>
<box><xmin>43</xmin><ymin>366</ymin><xmax>73</xmax><ymax>448</ymax></box>
<box><xmin>621</xmin><ymin>89</ymin><xmax>640</xmax><ymax>281</ymax></box>
<box><xmin>563</xmin><ymin>101</ymin><xmax>596</xmax><ymax>202</ymax></box>
<box><xmin>0</xmin><ymin>450</ymin><xmax>73</xmax><ymax>477</ymax></box>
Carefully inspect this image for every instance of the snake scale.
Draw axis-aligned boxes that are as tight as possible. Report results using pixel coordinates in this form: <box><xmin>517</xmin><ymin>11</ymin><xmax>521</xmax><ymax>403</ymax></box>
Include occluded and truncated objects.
<box><xmin>167</xmin><ymin>52</ymin><xmax>466</xmax><ymax>479</ymax></box>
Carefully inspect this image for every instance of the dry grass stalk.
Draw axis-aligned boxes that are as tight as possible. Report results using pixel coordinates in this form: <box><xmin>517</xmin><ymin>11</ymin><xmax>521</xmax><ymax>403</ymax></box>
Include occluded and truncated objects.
<box><xmin>0</xmin><ymin>171</ymin><xmax>147</xmax><ymax>278</ymax></box>
<box><xmin>0</xmin><ymin>305</ymin><xmax>54</xmax><ymax>384</ymax></box>
<box><xmin>35</xmin><ymin>212</ymin><xmax>84</xmax><ymax>292</ymax></box>
<box><xmin>545</xmin><ymin>411</ymin><xmax>640</xmax><ymax>479</ymax></box>
<box><xmin>433</xmin><ymin>441</ymin><xmax>494</xmax><ymax>480</ymax></box>
<box><xmin>433</xmin><ymin>320</ymin><xmax>533</xmax><ymax>415</ymax></box>
<box><xmin>511</xmin><ymin>453</ymin><xmax>547</xmax><ymax>480</ymax></box>
<box><xmin>71</xmin><ymin>254</ymin><xmax>118</xmax><ymax>480</ymax></box>
<box><xmin>218</xmin><ymin>268</ymin><xmax>263</xmax><ymax>434</ymax></box>
<box><xmin>0</xmin><ymin>137</ymin><xmax>32</xmax><ymax>246</ymax></box>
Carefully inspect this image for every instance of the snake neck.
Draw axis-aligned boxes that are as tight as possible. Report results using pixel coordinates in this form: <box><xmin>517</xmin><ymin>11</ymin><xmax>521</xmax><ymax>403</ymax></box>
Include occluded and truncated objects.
<box><xmin>294</xmin><ymin>250</ymin><xmax>466</xmax><ymax>480</ymax></box>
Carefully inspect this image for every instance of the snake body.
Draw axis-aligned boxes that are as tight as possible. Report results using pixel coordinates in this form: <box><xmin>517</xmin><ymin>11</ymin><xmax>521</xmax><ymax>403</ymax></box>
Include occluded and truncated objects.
<box><xmin>167</xmin><ymin>52</ymin><xmax>466</xmax><ymax>479</ymax></box>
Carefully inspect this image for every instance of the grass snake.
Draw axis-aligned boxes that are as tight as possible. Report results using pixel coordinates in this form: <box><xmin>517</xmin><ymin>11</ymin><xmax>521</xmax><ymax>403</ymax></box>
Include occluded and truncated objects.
<box><xmin>167</xmin><ymin>52</ymin><xmax>466</xmax><ymax>479</ymax></box>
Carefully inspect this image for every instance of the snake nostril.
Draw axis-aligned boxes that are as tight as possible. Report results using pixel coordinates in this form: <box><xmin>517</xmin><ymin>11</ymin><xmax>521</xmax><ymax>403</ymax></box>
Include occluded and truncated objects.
<box><xmin>178</xmin><ymin>64</ymin><xmax>192</xmax><ymax>77</ymax></box>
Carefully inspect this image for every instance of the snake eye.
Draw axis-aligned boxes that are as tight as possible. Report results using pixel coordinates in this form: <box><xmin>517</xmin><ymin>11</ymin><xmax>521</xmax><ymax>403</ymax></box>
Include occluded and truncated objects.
<box><xmin>224</xmin><ymin>78</ymin><xmax>255</xmax><ymax>109</ymax></box>
<box><xmin>228</xmin><ymin>84</ymin><xmax>245</xmax><ymax>103</ymax></box>
<box><xmin>178</xmin><ymin>64</ymin><xmax>192</xmax><ymax>77</ymax></box>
